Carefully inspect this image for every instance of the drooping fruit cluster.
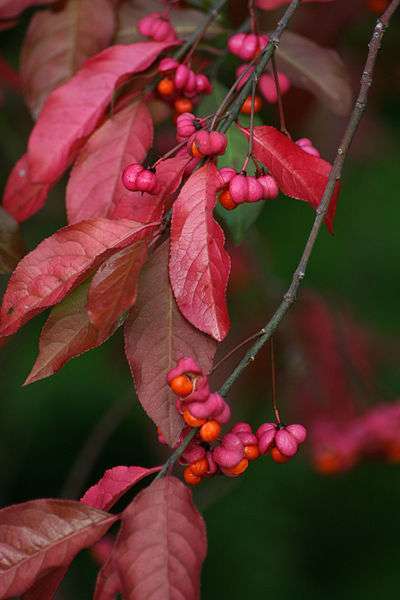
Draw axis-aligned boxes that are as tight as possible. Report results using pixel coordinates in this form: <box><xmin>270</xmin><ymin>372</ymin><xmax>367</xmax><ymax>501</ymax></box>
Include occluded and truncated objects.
<box><xmin>156</xmin><ymin>57</ymin><xmax>212</xmax><ymax>115</ymax></box>
<box><xmin>166</xmin><ymin>357</ymin><xmax>307</xmax><ymax>485</ymax></box>
<box><xmin>137</xmin><ymin>12</ymin><xmax>177</xmax><ymax>42</ymax></box>
<box><xmin>121</xmin><ymin>163</ymin><xmax>158</xmax><ymax>194</ymax></box>
<box><xmin>217</xmin><ymin>167</ymin><xmax>279</xmax><ymax>210</ymax></box>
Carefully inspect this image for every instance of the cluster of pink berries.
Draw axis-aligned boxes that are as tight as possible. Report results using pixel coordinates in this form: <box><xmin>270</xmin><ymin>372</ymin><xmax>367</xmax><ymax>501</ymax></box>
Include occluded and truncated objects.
<box><xmin>217</xmin><ymin>167</ymin><xmax>279</xmax><ymax>210</ymax></box>
<box><xmin>155</xmin><ymin>58</ymin><xmax>212</xmax><ymax>116</ymax></box>
<box><xmin>312</xmin><ymin>400</ymin><xmax>400</xmax><ymax>474</ymax></box>
<box><xmin>165</xmin><ymin>357</ymin><xmax>307</xmax><ymax>485</ymax></box>
<box><xmin>227</xmin><ymin>32</ymin><xmax>291</xmax><ymax>113</ymax></box>
<box><xmin>137</xmin><ymin>12</ymin><xmax>177</xmax><ymax>43</ymax></box>
<box><xmin>121</xmin><ymin>163</ymin><xmax>158</xmax><ymax>194</ymax></box>
<box><xmin>158</xmin><ymin>58</ymin><xmax>212</xmax><ymax>99</ymax></box>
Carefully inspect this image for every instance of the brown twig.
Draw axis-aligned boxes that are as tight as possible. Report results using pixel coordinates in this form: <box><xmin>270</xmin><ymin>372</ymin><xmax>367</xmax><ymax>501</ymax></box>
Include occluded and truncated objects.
<box><xmin>219</xmin><ymin>0</ymin><xmax>399</xmax><ymax>398</ymax></box>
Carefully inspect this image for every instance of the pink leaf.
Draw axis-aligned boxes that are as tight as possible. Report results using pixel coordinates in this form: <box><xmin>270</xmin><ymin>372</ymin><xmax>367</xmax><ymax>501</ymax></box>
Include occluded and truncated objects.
<box><xmin>0</xmin><ymin>0</ymin><xmax>56</xmax><ymax>19</ymax></box>
<box><xmin>2</xmin><ymin>154</ymin><xmax>51</xmax><ymax>223</ymax></box>
<box><xmin>27</xmin><ymin>40</ymin><xmax>177</xmax><ymax>185</ymax></box>
<box><xmin>125</xmin><ymin>240</ymin><xmax>217</xmax><ymax>446</ymax></box>
<box><xmin>113</xmin><ymin>476</ymin><xmax>207</xmax><ymax>600</ymax></box>
<box><xmin>66</xmin><ymin>100</ymin><xmax>153</xmax><ymax>224</ymax></box>
<box><xmin>20</xmin><ymin>0</ymin><xmax>116</xmax><ymax>119</ymax></box>
<box><xmin>241</xmin><ymin>125</ymin><xmax>340</xmax><ymax>232</ymax></box>
<box><xmin>0</xmin><ymin>218</ymin><xmax>158</xmax><ymax>337</ymax></box>
<box><xmin>24</xmin><ymin>281</ymin><xmax>119</xmax><ymax>385</ymax></box>
<box><xmin>256</xmin><ymin>0</ymin><xmax>333</xmax><ymax>9</ymax></box>
<box><xmin>88</xmin><ymin>241</ymin><xmax>147</xmax><ymax>334</ymax></box>
<box><xmin>110</xmin><ymin>153</ymin><xmax>191</xmax><ymax>223</ymax></box>
<box><xmin>81</xmin><ymin>465</ymin><xmax>161</xmax><ymax>511</ymax></box>
<box><xmin>0</xmin><ymin>499</ymin><xmax>116</xmax><ymax>599</ymax></box>
<box><xmin>170</xmin><ymin>162</ymin><xmax>231</xmax><ymax>342</ymax></box>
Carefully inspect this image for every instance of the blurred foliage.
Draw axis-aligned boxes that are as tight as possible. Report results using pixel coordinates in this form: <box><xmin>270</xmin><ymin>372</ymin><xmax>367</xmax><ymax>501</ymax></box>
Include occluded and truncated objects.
<box><xmin>1</xmin><ymin>2</ymin><xmax>400</xmax><ymax>599</ymax></box>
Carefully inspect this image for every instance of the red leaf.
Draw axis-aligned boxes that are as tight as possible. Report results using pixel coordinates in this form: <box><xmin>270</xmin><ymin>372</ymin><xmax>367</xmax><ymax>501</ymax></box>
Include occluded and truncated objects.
<box><xmin>110</xmin><ymin>153</ymin><xmax>191</xmax><ymax>223</ymax></box>
<box><xmin>66</xmin><ymin>101</ymin><xmax>153</xmax><ymax>224</ymax></box>
<box><xmin>27</xmin><ymin>40</ymin><xmax>177</xmax><ymax>185</ymax></box>
<box><xmin>2</xmin><ymin>154</ymin><xmax>51</xmax><ymax>223</ymax></box>
<box><xmin>170</xmin><ymin>162</ymin><xmax>231</xmax><ymax>342</ymax></box>
<box><xmin>0</xmin><ymin>499</ymin><xmax>116</xmax><ymax>599</ymax></box>
<box><xmin>20</xmin><ymin>0</ymin><xmax>116</xmax><ymax>119</ymax></box>
<box><xmin>24</xmin><ymin>281</ymin><xmax>119</xmax><ymax>385</ymax></box>
<box><xmin>256</xmin><ymin>0</ymin><xmax>333</xmax><ymax>8</ymax></box>
<box><xmin>242</xmin><ymin>125</ymin><xmax>339</xmax><ymax>232</ymax></box>
<box><xmin>0</xmin><ymin>206</ymin><xmax>25</xmax><ymax>274</ymax></box>
<box><xmin>81</xmin><ymin>465</ymin><xmax>161</xmax><ymax>511</ymax></box>
<box><xmin>88</xmin><ymin>241</ymin><xmax>147</xmax><ymax>334</ymax></box>
<box><xmin>0</xmin><ymin>0</ymin><xmax>56</xmax><ymax>19</ymax></box>
<box><xmin>0</xmin><ymin>218</ymin><xmax>158</xmax><ymax>337</ymax></box>
<box><xmin>113</xmin><ymin>476</ymin><xmax>207</xmax><ymax>600</ymax></box>
<box><xmin>125</xmin><ymin>241</ymin><xmax>217</xmax><ymax>446</ymax></box>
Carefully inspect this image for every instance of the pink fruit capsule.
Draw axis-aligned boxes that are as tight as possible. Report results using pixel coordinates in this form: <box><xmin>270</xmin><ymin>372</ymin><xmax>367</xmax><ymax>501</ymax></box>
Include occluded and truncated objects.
<box><xmin>258</xmin><ymin>174</ymin><xmax>279</xmax><ymax>199</ymax></box>
<box><xmin>184</xmin><ymin>70</ymin><xmax>197</xmax><ymax>94</ymax></box>
<box><xmin>218</xmin><ymin>167</ymin><xmax>236</xmax><ymax>189</ymax></box>
<box><xmin>137</xmin><ymin>14</ymin><xmax>157</xmax><ymax>36</ymax></box>
<box><xmin>208</xmin><ymin>131</ymin><xmax>227</xmax><ymax>155</ymax></box>
<box><xmin>229</xmin><ymin>174</ymin><xmax>248</xmax><ymax>204</ymax></box>
<box><xmin>195</xmin><ymin>73</ymin><xmax>212</xmax><ymax>94</ymax></box>
<box><xmin>275</xmin><ymin>428</ymin><xmax>299</xmax><ymax>457</ymax></box>
<box><xmin>286</xmin><ymin>424</ymin><xmax>307</xmax><ymax>443</ymax></box>
<box><xmin>135</xmin><ymin>170</ymin><xmax>157</xmax><ymax>193</ymax></box>
<box><xmin>240</xmin><ymin>33</ymin><xmax>259</xmax><ymax>61</ymax></box>
<box><xmin>158</xmin><ymin>57</ymin><xmax>179</xmax><ymax>72</ymax></box>
<box><xmin>174</xmin><ymin>64</ymin><xmax>190</xmax><ymax>89</ymax></box>
<box><xmin>121</xmin><ymin>163</ymin><xmax>143</xmax><ymax>190</ymax></box>
<box><xmin>247</xmin><ymin>176</ymin><xmax>264</xmax><ymax>202</ymax></box>
<box><xmin>228</xmin><ymin>32</ymin><xmax>246</xmax><ymax>56</ymax></box>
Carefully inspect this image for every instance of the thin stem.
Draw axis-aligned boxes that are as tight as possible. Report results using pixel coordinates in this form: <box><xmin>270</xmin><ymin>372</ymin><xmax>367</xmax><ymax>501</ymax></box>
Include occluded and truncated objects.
<box><xmin>241</xmin><ymin>76</ymin><xmax>258</xmax><ymax>171</ymax></box>
<box><xmin>152</xmin><ymin>138</ymin><xmax>188</xmax><ymax>169</ymax></box>
<box><xmin>210</xmin><ymin>328</ymin><xmax>265</xmax><ymax>374</ymax></box>
<box><xmin>249</xmin><ymin>0</ymin><xmax>258</xmax><ymax>35</ymax></box>
<box><xmin>219</xmin><ymin>0</ymin><xmax>399</xmax><ymax>399</ymax></box>
<box><xmin>270</xmin><ymin>338</ymin><xmax>281</xmax><ymax>423</ymax></box>
<box><xmin>271</xmin><ymin>53</ymin><xmax>289</xmax><ymax>137</ymax></box>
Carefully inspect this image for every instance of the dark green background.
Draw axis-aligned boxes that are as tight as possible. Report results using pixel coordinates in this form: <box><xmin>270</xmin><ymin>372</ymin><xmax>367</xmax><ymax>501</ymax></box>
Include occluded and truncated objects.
<box><xmin>1</xmin><ymin>4</ymin><xmax>399</xmax><ymax>598</ymax></box>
